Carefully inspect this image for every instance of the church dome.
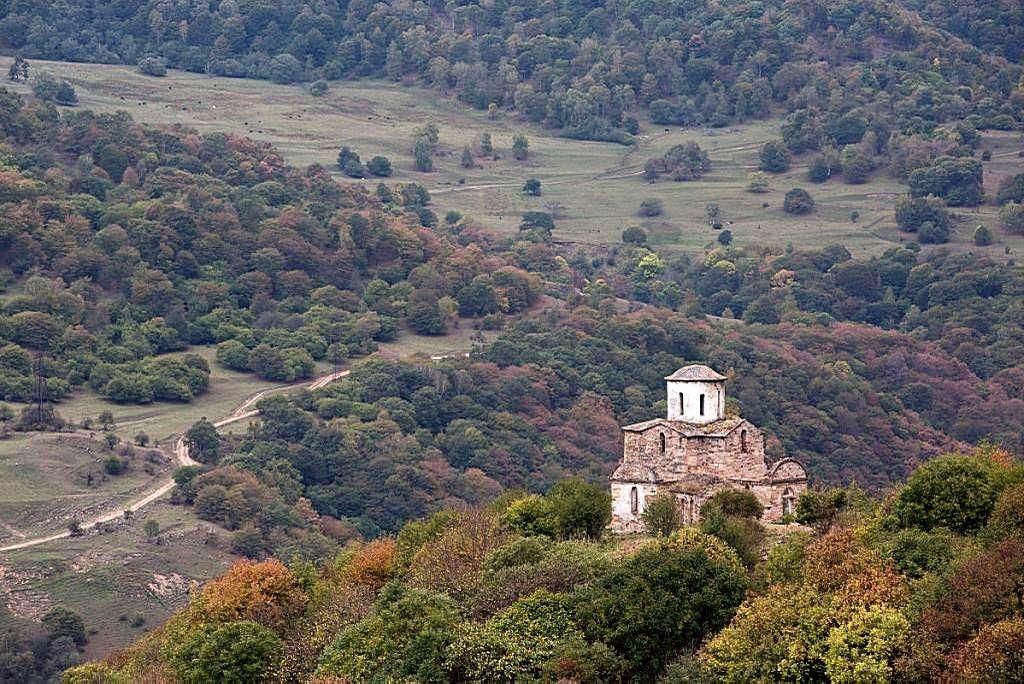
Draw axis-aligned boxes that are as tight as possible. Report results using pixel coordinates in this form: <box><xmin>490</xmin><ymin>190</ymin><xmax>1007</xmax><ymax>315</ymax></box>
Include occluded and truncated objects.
<box><xmin>664</xmin><ymin>364</ymin><xmax>727</xmax><ymax>381</ymax></box>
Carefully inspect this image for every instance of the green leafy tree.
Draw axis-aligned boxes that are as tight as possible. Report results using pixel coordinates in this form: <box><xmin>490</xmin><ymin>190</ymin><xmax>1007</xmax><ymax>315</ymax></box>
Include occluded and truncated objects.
<box><xmin>996</xmin><ymin>173</ymin><xmax>1024</xmax><ymax>205</ymax></box>
<box><xmin>891</xmin><ymin>455</ymin><xmax>1000</xmax><ymax>534</ymax></box>
<box><xmin>546</xmin><ymin>480</ymin><xmax>611</xmax><ymax>540</ymax></box>
<box><xmin>573</xmin><ymin>542</ymin><xmax>747</xmax><ymax>677</ymax></box>
<box><xmin>32</xmin><ymin>71</ymin><xmax>77</xmax><ymax>105</ymax></box>
<box><xmin>166</xmin><ymin>620</ymin><xmax>282</xmax><ymax>684</ymax></box>
<box><xmin>796</xmin><ymin>488</ymin><xmax>848</xmax><ymax>531</ymax></box>
<box><xmin>759</xmin><ymin>140</ymin><xmax>791</xmax><ymax>173</ymax></box>
<box><xmin>824</xmin><ymin>607</ymin><xmax>910</xmax><ymax>684</ymax></box>
<box><xmin>319</xmin><ymin>587</ymin><xmax>459</xmax><ymax>681</ymax></box>
<box><xmin>973</xmin><ymin>224</ymin><xmax>994</xmax><ymax>246</ymax></box>
<box><xmin>337</xmin><ymin>146</ymin><xmax>365</xmax><ymax>178</ymax></box>
<box><xmin>895</xmin><ymin>195</ymin><xmax>951</xmax><ymax>235</ymax></box>
<box><xmin>783</xmin><ymin>187</ymin><xmax>814</xmax><ymax>214</ymax></box>
<box><xmin>512</xmin><ymin>134</ymin><xmax>529</xmax><ymax>160</ymax></box>
<box><xmin>268</xmin><ymin>53</ymin><xmax>303</xmax><ymax>84</ymax></box>
<box><xmin>642</xmin><ymin>492</ymin><xmax>681</xmax><ymax>536</ymax></box>
<box><xmin>500</xmin><ymin>495</ymin><xmax>557</xmax><ymax>537</ymax></box>
<box><xmin>413</xmin><ymin>138</ymin><xmax>434</xmax><ymax>172</ymax></box>
<box><xmin>998</xmin><ymin>202</ymin><xmax>1024</xmax><ymax>235</ymax></box>
<box><xmin>184</xmin><ymin>418</ymin><xmax>221</xmax><ymax>464</ymax></box>
<box><xmin>42</xmin><ymin>607</ymin><xmax>86</xmax><ymax>645</ymax></box>
<box><xmin>366</xmin><ymin>155</ymin><xmax>392</xmax><ymax>176</ymax></box>
<box><xmin>622</xmin><ymin>226</ymin><xmax>647</xmax><ymax>245</ymax></box>
<box><xmin>701</xmin><ymin>489</ymin><xmax>763</xmax><ymax>519</ymax></box>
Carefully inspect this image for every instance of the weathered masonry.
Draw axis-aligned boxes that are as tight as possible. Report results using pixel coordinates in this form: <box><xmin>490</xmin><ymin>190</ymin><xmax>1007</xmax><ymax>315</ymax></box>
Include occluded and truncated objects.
<box><xmin>610</xmin><ymin>364</ymin><xmax>807</xmax><ymax>533</ymax></box>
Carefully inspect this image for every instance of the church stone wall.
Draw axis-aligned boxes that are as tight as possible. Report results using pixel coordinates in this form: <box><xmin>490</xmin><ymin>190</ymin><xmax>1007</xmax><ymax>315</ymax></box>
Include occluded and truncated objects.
<box><xmin>681</xmin><ymin>426</ymin><xmax>767</xmax><ymax>481</ymax></box>
<box><xmin>610</xmin><ymin>481</ymin><xmax>660</xmax><ymax>533</ymax></box>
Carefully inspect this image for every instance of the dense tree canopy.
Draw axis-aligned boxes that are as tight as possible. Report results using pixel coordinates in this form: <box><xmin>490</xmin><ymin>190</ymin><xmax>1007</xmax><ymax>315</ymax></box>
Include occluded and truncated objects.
<box><xmin>1</xmin><ymin>0</ymin><xmax>1022</xmax><ymax>143</ymax></box>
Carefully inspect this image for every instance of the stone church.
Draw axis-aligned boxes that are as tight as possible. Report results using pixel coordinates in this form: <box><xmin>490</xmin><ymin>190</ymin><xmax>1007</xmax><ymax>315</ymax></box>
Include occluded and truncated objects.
<box><xmin>610</xmin><ymin>365</ymin><xmax>807</xmax><ymax>533</ymax></box>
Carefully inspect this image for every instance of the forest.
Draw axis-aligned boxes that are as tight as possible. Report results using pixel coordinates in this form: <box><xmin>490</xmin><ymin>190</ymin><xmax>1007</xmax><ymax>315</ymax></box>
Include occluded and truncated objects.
<box><xmin>0</xmin><ymin>1</ymin><xmax>1021</xmax><ymax>679</ymax></box>
<box><xmin>0</xmin><ymin>0</ymin><xmax>1022</xmax><ymax>144</ymax></box>
<box><xmin>62</xmin><ymin>443</ymin><xmax>1024</xmax><ymax>682</ymax></box>
<box><xmin>0</xmin><ymin>87</ymin><xmax>541</xmax><ymax>410</ymax></box>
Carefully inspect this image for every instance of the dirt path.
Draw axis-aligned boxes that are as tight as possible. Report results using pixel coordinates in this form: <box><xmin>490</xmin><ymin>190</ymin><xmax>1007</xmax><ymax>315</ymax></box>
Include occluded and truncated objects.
<box><xmin>0</xmin><ymin>368</ymin><xmax>353</xmax><ymax>553</ymax></box>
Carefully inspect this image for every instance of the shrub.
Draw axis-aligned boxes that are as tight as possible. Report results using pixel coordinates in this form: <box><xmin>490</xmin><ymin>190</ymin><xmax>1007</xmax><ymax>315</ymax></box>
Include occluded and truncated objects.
<box><xmin>137</xmin><ymin>56</ymin><xmax>167</xmax><ymax>77</ymax></box>
<box><xmin>895</xmin><ymin>196</ymin><xmax>950</xmax><ymax>234</ymax></box>
<box><xmin>42</xmin><ymin>607</ymin><xmax>86</xmax><ymax>645</ymax></box>
<box><xmin>638</xmin><ymin>198</ymin><xmax>663</xmax><ymax>216</ymax></box>
<box><xmin>717</xmin><ymin>229</ymin><xmax>733</xmax><ymax>246</ymax></box>
<box><xmin>701</xmin><ymin>489</ymin><xmax>763</xmax><ymax>519</ymax></box>
<box><xmin>973</xmin><ymin>224</ymin><xmax>994</xmax><ymax>246</ymax></box>
<box><xmin>998</xmin><ymin>202</ymin><xmax>1024</xmax><ymax>234</ymax></box>
<box><xmin>501</xmin><ymin>495</ymin><xmax>556</xmax><ymax>537</ymax></box>
<box><xmin>309</xmin><ymin>80</ymin><xmax>328</xmax><ymax>96</ymax></box>
<box><xmin>621</xmin><ymin>226</ymin><xmax>647</xmax><ymax>246</ymax></box>
<box><xmin>522</xmin><ymin>178</ymin><xmax>541</xmax><ymax>196</ymax></box>
<box><xmin>747</xmin><ymin>172</ymin><xmax>770</xmax><ymax>193</ymax></box>
<box><xmin>759</xmin><ymin>140</ymin><xmax>790</xmax><ymax>173</ymax></box>
<box><xmin>783</xmin><ymin>188</ymin><xmax>814</xmax><ymax>214</ymax></box>
<box><xmin>103</xmin><ymin>454</ymin><xmax>125</xmax><ymax>475</ymax></box>
<box><xmin>366</xmin><ymin>156</ymin><xmax>392</xmax><ymax>177</ymax></box>
<box><xmin>546</xmin><ymin>480</ymin><xmax>612</xmax><ymax>540</ymax></box>
<box><xmin>642</xmin><ymin>492</ymin><xmax>681</xmax><ymax>536</ymax></box>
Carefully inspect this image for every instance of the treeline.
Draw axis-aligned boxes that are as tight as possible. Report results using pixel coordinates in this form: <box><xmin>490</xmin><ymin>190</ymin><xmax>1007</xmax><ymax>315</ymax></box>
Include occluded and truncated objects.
<box><xmin>900</xmin><ymin>0</ymin><xmax>1024</xmax><ymax>61</ymax></box>
<box><xmin>0</xmin><ymin>88</ymin><xmax>542</xmax><ymax>405</ymax></box>
<box><xmin>608</xmin><ymin>243</ymin><xmax>1024</xmax><ymax>382</ymax></box>
<box><xmin>1</xmin><ymin>0</ymin><xmax>1022</xmax><ymax>142</ymax></box>
<box><xmin>66</xmin><ymin>444</ymin><xmax>1024</xmax><ymax>681</ymax></box>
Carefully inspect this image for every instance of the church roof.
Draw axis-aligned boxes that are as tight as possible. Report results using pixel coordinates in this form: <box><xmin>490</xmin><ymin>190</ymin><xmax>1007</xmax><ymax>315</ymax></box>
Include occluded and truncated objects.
<box><xmin>611</xmin><ymin>462</ymin><xmax>660</xmax><ymax>483</ymax></box>
<box><xmin>664</xmin><ymin>364</ymin><xmax>727</xmax><ymax>382</ymax></box>
<box><xmin>621</xmin><ymin>416</ymin><xmax>745</xmax><ymax>437</ymax></box>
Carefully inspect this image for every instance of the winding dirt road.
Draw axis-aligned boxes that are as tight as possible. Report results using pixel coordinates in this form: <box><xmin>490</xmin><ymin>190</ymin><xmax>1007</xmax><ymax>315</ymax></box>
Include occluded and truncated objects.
<box><xmin>0</xmin><ymin>368</ymin><xmax>352</xmax><ymax>553</ymax></box>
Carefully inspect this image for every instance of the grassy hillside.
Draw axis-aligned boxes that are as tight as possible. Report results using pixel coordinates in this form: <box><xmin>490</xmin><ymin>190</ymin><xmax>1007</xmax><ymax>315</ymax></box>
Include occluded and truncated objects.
<box><xmin>0</xmin><ymin>433</ymin><xmax>170</xmax><ymax>543</ymax></box>
<box><xmin>3</xmin><ymin>57</ymin><xmax>1023</xmax><ymax>258</ymax></box>
<box><xmin>0</xmin><ymin>499</ymin><xmax>238</xmax><ymax>661</ymax></box>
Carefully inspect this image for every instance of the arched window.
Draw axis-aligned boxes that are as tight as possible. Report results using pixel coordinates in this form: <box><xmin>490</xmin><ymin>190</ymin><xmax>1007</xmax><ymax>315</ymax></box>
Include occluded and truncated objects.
<box><xmin>630</xmin><ymin>486</ymin><xmax>639</xmax><ymax>515</ymax></box>
<box><xmin>782</xmin><ymin>487</ymin><xmax>795</xmax><ymax>516</ymax></box>
<box><xmin>740</xmin><ymin>429</ymin><xmax>748</xmax><ymax>452</ymax></box>
<box><xmin>659</xmin><ymin>433</ymin><xmax>666</xmax><ymax>454</ymax></box>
